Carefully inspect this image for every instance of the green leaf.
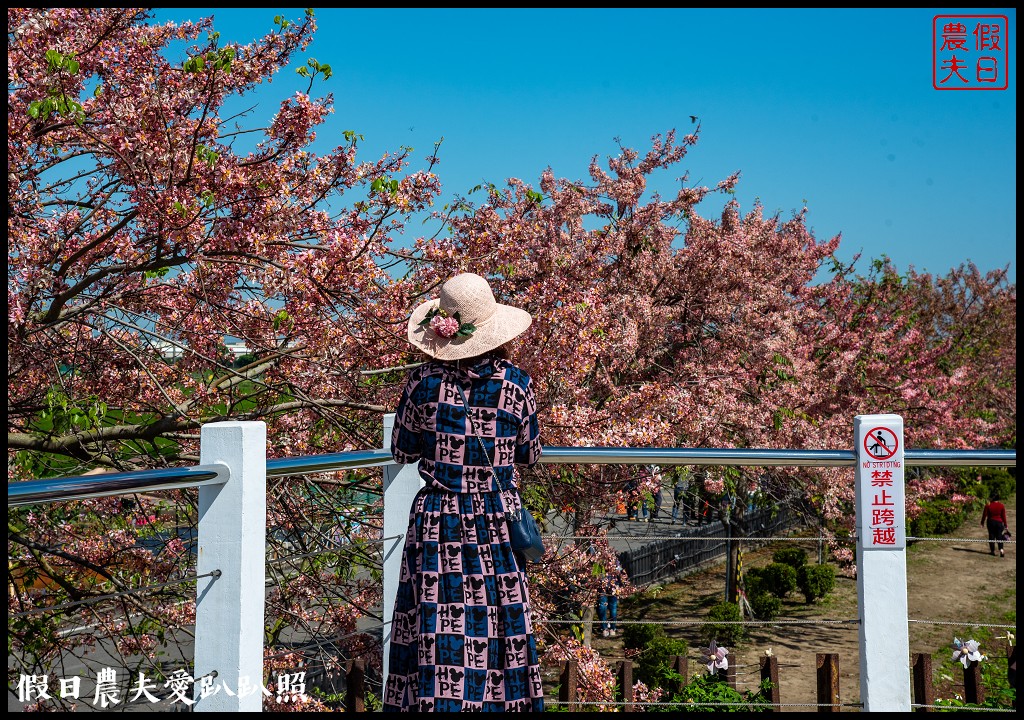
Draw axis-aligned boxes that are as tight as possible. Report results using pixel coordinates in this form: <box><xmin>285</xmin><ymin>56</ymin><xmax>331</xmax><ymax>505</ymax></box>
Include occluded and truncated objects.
<box><xmin>273</xmin><ymin>310</ymin><xmax>290</xmax><ymax>330</ymax></box>
<box><xmin>44</xmin><ymin>49</ymin><xmax>62</xmax><ymax>70</ymax></box>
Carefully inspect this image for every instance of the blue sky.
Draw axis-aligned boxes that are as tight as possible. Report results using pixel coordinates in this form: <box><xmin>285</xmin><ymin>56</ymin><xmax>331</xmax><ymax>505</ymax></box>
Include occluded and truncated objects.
<box><xmin>152</xmin><ymin>8</ymin><xmax>1017</xmax><ymax>283</ymax></box>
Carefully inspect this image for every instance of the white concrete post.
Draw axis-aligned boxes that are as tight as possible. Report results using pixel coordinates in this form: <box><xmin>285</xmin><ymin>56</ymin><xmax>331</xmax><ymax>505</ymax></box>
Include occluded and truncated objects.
<box><xmin>195</xmin><ymin>421</ymin><xmax>267</xmax><ymax>711</ymax></box>
<box><xmin>380</xmin><ymin>413</ymin><xmax>423</xmax><ymax>691</ymax></box>
<box><xmin>854</xmin><ymin>414</ymin><xmax>911</xmax><ymax>711</ymax></box>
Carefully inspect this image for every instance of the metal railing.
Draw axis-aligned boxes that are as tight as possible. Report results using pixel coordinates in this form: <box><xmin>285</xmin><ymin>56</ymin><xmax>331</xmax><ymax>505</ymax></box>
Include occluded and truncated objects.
<box><xmin>7</xmin><ymin>416</ymin><xmax>1016</xmax><ymax>712</ymax></box>
<box><xmin>8</xmin><ymin>447</ymin><xmax>1015</xmax><ymax>507</ymax></box>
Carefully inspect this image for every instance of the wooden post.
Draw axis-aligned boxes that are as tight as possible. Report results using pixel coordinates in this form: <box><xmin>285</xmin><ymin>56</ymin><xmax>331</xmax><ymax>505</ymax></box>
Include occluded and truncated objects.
<box><xmin>722</xmin><ymin>661</ymin><xmax>737</xmax><ymax>689</ymax></box>
<box><xmin>345</xmin><ymin>658</ymin><xmax>365</xmax><ymax>712</ymax></box>
<box><xmin>617</xmin><ymin>660</ymin><xmax>634</xmax><ymax>712</ymax></box>
<box><xmin>912</xmin><ymin>653</ymin><xmax>934</xmax><ymax>712</ymax></box>
<box><xmin>816</xmin><ymin>653</ymin><xmax>840</xmax><ymax>712</ymax></box>
<box><xmin>670</xmin><ymin>654</ymin><xmax>688</xmax><ymax>694</ymax></box>
<box><xmin>1008</xmin><ymin>642</ymin><xmax>1018</xmax><ymax>712</ymax></box>
<box><xmin>963</xmin><ymin>660</ymin><xmax>984</xmax><ymax>705</ymax></box>
<box><xmin>559</xmin><ymin>660</ymin><xmax>578</xmax><ymax>709</ymax></box>
<box><xmin>759</xmin><ymin>655</ymin><xmax>781</xmax><ymax>711</ymax></box>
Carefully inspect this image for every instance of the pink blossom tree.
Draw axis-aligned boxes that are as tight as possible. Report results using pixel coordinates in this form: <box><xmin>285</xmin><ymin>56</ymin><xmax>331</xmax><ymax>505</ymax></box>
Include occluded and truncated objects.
<box><xmin>8</xmin><ymin>7</ymin><xmax>433</xmax><ymax>707</ymax></box>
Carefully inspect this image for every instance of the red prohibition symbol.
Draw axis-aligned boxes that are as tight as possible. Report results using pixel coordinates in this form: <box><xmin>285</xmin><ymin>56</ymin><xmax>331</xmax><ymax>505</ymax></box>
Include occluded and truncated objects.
<box><xmin>864</xmin><ymin>426</ymin><xmax>898</xmax><ymax>460</ymax></box>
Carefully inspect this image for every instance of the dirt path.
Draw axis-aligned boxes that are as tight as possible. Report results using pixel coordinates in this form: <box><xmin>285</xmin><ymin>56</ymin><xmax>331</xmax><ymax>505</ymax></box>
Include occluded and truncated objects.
<box><xmin>593</xmin><ymin>496</ymin><xmax>1016</xmax><ymax>711</ymax></box>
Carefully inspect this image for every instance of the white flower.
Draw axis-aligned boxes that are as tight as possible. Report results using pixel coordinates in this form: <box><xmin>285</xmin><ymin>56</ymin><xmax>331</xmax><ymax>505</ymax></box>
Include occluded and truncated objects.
<box><xmin>702</xmin><ymin>640</ymin><xmax>729</xmax><ymax>674</ymax></box>
<box><xmin>951</xmin><ymin>638</ymin><xmax>985</xmax><ymax>669</ymax></box>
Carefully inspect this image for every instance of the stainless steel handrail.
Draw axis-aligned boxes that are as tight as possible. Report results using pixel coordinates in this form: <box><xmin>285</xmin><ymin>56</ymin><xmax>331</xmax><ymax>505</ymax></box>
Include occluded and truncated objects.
<box><xmin>7</xmin><ymin>464</ymin><xmax>228</xmax><ymax>508</ymax></box>
<box><xmin>7</xmin><ymin>447</ymin><xmax>1016</xmax><ymax>507</ymax></box>
<box><xmin>266</xmin><ymin>449</ymin><xmax>395</xmax><ymax>477</ymax></box>
<box><xmin>541</xmin><ymin>447</ymin><xmax>1017</xmax><ymax>467</ymax></box>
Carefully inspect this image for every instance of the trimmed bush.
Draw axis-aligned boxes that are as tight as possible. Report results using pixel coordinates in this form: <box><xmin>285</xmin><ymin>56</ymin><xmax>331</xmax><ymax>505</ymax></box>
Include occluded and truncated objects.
<box><xmin>760</xmin><ymin>562</ymin><xmax>798</xmax><ymax>598</ymax></box>
<box><xmin>749</xmin><ymin>591</ymin><xmax>783</xmax><ymax>620</ymax></box>
<box><xmin>701</xmin><ymin>600</ymin><xmax>747</xmax><ymax>645</ymax></box>
<box><xmin>981</xmin><ymin>471</ymin><xmax>1015</xmax><ymax>505</ymax></box>
<box><xmin>772</xmin><ymin>547</ymin><xmax>808</xmax><ymax>569</ymax></box>
<box><xmin>797</xmin><ymin>563</ymin><xmax>836</xmax><ymax>603</ymax></box>
<box><xmin>951</xmin><ymin>466</ymin><xmax>1016</xmax><ymax>505</ymax></box>
<box><xmin>622</xmin><ymin>622</ymin><xmax>663</xmax><ymax>651</ymax></box>
<box><xmin>635</xmin><ymin>635</ymin><xmax>690</xmax><ymax>690</ymax></box>
<box><xmin>743</xmin><ymin>567</ymin><xmax>766</xmax><ymax>598</ymax></box>
<box><xmin>909</xmin><ymin>498</ymin><xmax>967</xmax><ymax>537</ymax></box>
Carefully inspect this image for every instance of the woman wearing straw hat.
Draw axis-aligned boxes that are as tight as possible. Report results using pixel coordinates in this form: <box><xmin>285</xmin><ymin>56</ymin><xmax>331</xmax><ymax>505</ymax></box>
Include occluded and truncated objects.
<box><xmin>383</xmin><ymin>273</ymin><xmax>545</xmax><ymax>712</ymax></box>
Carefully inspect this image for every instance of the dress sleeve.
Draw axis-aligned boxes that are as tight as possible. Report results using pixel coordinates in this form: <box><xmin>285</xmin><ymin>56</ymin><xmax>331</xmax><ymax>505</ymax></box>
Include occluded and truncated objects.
<box><xmin>514</xmin><ymin>375</ymin><xmax>542</xmax><ymax>467</ymax></box>
<box><xmin>390</xmin><ymin>374</ymin><xmax>423</xmax><ymax>465</ymax></box>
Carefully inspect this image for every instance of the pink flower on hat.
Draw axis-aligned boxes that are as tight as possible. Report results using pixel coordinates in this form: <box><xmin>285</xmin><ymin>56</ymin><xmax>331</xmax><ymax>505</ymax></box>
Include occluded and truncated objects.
<box><xmin>420</xmin><ymin>306</ymin><xmax>476</xmax><ymax>339</ymax></box>
<box><xmin>429</xmin><ymin>313</ymin><xmax>461</xmax><ymax>338</ymax></box>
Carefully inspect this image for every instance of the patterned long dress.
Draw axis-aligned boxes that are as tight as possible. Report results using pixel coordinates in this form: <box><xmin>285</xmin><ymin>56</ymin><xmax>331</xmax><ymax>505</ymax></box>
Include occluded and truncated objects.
<box><xmin>383</xmin><ymin>356</ymin><xmax>545</xmax><ymax>712</ymax></box>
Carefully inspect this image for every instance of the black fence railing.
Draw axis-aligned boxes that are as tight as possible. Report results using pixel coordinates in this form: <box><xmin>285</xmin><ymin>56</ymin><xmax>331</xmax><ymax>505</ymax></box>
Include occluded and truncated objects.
<box><xmin>619</xmin><ymin>505</ymin><xmax>799</xmax><ymax>586</ymax></box>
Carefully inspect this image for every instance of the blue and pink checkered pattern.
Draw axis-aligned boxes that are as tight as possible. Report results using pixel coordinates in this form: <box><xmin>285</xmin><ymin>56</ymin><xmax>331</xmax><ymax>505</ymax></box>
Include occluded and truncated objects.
<box><xmin>384</xmin><ymin>357</ymin><xmax>544</xmax><ymax>712</ymax></box>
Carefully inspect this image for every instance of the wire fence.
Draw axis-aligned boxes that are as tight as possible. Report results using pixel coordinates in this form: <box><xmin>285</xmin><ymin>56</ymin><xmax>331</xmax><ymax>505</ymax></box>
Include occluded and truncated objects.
<box><xmin>8</xmin><ymin>441</ymin><xmax>1015</xmax><ymax>712</ymax></box>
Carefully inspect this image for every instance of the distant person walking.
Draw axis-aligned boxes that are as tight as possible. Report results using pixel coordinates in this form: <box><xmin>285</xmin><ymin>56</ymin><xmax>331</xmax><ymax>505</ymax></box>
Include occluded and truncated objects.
<box><xmin>671</xmin><ymin>470</ymin><xmax>690</xmax><ymax>524</ymax></box>
<box><xmin>981</xmin><ymin>492</ymin><xmax>1009</xmax><ymax>557</ymax></box>
<box><xmin>624</xmin><ymin>475</ymin><xmax>640</xmax><ymax>521</ymax></box>
<box><xmin>596</xmin><ymin>560</ymin><xmax>627</xmax><ymax>637</ymax></box>
<box><xmin>647</xmin><ymin>465</ymin><xmax>664</xmax><ymax>520</ymax></box>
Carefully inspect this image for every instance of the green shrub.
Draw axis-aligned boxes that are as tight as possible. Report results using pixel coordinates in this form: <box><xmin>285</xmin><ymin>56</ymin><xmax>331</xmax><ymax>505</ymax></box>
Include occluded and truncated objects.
<box><xmin>622</xmin><ymin>622</ymin><xmax>663</xmax><ymax>651</ymax></box>
<box><xmin>950</xmin><ymin>466</ymin><xmax>1016</xmax><ymax>505</ymax></box>
<box><xmin>771</xmin><ymin>547</ymin><xmax>807</xmax><ymax>569</ymax></box>
<box><xmin>748</xmin><ymin>591</ymin><xmax>782</xmax><ymax>620</ymax></box>
<box><xmin>797</xmin><ymin>563</ymin><xmax>836</xmax><ymax>603</ymax></box>
<box><xmin>980</xmin><ymin>470</ymin><xmax>1016</xmax><ymax>506</ymax></box>
<box><xmin>743</xmin><ymin>567</ymin><xmax>765</xmax><ymax>595</ymax></box>
<box><xmin>909</xmin><ymin>498</ymin><xmax>967</xmax><ymax>537</ymax></box>
<box><xmin>760</xmin><ymin>562</ymin><xmax>798</xmax><ymax>598</ymax></box>
<box><xmin>668</xmin><ymin>673</ymin><xmax>774</xmax><ymax>712</ymax></box>
<box><xmin>635</xmin><ymin>635</ymin><xmax>690</xmax><ymax>690</ymax></box>
<box><xmin>701</xmin><ymin>601</ymin><xmax>747</xmax><ymax>645</ymax></box>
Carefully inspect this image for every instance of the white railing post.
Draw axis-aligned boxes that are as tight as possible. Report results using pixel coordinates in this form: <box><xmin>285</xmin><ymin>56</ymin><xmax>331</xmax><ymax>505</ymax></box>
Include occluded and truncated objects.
<box><xmin>380</xmin><ymin>413</ymin><xmax>424</xmax><ymax>692</ymax></box>
<box><xmin>854</xmin><ymin>414</ymin><xmax>911</xmax><ymax>711</ymax></box>
<box><xmin>194</xmin><ymin>421</ymin><xmax>267</xmax><ymax>711</ymax></box>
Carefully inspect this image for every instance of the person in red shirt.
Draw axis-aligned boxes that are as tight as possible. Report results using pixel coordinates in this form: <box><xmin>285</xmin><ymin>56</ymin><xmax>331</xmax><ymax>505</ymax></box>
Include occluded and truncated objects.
<box><xmin>981</xmin><ymin>492</ymin><xmax>1009</xmax><ymax>557</ymax></box>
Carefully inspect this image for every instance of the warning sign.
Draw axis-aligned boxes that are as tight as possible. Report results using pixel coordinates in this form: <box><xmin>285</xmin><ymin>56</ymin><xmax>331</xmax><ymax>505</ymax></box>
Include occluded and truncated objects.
<box><xmin>855</xmin><ymin>415</ymin><xmax>906</xmax><ymax>550</ymax></box>
<box><xmin>863</xmin><ymin>427</ymin><xmax>898</xmax><ymax>460</ymax></box>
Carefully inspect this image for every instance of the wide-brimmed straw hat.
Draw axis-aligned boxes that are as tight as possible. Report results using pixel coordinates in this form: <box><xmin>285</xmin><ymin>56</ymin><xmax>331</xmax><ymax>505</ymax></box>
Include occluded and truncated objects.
<box><xmin>407</xmin><ymin>273</ymin><xmax>532</xmax><ymax>361</ymax></box>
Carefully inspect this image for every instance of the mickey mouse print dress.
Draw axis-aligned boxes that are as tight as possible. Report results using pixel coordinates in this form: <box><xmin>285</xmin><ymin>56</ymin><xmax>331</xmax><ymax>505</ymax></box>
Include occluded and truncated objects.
<box><xmin>383</xmin><ymin>355</ymin><xmax>545</xmax><ymax>712</ymax></box>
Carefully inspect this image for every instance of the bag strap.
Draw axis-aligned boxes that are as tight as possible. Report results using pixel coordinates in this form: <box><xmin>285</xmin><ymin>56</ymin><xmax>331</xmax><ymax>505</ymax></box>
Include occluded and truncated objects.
<box><xmin>449</xmin><ymin>375</ymin><xmax>513</xmax><ymax>496</ymax></box>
